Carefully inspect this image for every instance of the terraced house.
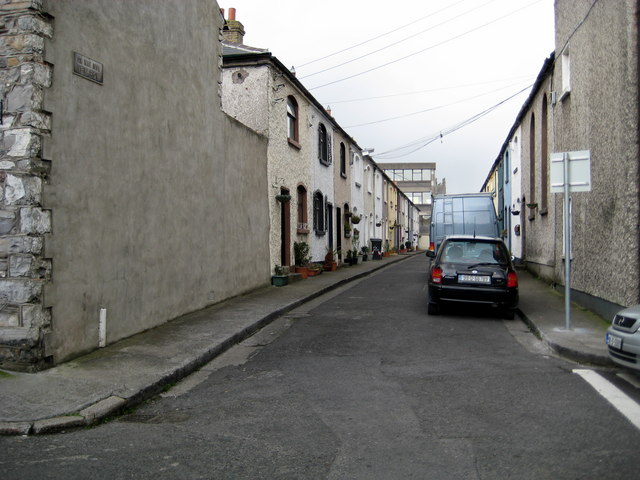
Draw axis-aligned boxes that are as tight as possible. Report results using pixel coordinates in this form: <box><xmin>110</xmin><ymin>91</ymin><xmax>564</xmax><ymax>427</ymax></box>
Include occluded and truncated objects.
<box><xmin>483</xmin><ymin>0</ymin><xmax>640</xmax><ymax>318</ymax></box>
<box><xmin>220</xmin><ymin>9</ymin><xmax>420</xmax><ymax>269</ymax></box>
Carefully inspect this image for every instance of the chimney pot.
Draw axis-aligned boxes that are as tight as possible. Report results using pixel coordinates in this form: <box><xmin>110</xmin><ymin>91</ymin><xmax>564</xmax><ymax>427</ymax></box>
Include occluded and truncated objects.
<box><xmin>229</xmin><ymin>7</ymin><xmax>236</xmax><ymax>20</ymax></box>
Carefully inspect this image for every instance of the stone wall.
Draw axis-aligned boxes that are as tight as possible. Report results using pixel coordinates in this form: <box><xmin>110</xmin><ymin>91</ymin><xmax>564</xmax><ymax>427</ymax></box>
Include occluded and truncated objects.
<box><xmin>0</xmin><ymin>0</ymin><xmax>53</xmax><ymax>370</ymax></box>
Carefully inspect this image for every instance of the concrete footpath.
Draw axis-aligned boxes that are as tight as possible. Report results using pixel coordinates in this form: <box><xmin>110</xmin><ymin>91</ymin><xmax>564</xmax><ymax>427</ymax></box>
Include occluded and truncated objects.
<box><xmin>0</xmin><ymin>253</ymin><xmax>614</xmax><ymax>435</ymax></box>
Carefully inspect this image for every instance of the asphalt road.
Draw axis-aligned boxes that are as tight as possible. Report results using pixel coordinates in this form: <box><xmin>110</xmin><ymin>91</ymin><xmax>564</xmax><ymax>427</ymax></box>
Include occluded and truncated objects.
<box><xmin>2</xmin><ymin>256</ymin><xmax>640</xmax><ymax>479</ymax></box>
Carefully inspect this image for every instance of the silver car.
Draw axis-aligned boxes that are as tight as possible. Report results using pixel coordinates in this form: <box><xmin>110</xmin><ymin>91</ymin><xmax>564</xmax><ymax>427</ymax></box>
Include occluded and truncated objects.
<box><xmin>606</xmin><ymin>305</ymin><xmax>640</xmax><ymax>369</ymax></box>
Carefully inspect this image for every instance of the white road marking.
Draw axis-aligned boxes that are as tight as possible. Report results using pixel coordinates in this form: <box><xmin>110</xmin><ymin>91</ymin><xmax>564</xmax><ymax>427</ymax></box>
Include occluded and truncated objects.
<box><xmin>573</xmin><ymin>369</ymin><xmax>640</xmax><ymax>430</ymax></box>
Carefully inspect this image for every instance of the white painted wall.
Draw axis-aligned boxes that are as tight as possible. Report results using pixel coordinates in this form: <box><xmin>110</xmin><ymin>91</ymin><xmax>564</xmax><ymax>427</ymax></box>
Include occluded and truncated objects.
<box><xmin>509</xmin><ymin>126</ymin><xmax>523</xmax><ymax>260</ymax></box>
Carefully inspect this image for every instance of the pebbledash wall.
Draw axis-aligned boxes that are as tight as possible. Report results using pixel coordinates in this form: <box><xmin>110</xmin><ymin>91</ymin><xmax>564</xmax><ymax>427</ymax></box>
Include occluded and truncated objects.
<box><xmin>519</xmin><ymin>0</ymin><xmax>640</xmax><ymax>317</ymax></box>
<box><xmin>0</xmin><ymin>0</ymin><xmax>270</xmax><ymax>371</ymax></box>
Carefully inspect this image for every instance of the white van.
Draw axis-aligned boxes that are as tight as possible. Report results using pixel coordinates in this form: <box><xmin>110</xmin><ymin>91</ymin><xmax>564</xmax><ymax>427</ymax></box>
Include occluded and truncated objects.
<box><xmin>427</xmin><ymin>193</ymin><xmax>500</xmax><ymax>257</ymax></box>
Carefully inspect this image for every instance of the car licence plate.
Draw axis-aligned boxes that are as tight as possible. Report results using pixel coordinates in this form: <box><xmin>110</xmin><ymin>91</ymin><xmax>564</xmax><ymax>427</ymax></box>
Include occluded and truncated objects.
<box><xmin>458</xmin><ymin>274</ymin><xmax>491</xmax><ymax>284</ymax></box>
<box><xmin>606</xmin><ymin>333</ymin><xmax>623</xmax><ymax>350</ymax></box>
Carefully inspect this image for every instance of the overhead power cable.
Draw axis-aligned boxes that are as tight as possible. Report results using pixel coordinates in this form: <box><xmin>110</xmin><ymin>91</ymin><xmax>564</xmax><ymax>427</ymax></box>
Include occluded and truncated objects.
<box><xmin>344</xmin><ymin>80</ymin><xmax>533</xmax><ymax>128</ymax></box>
<box><xmin>308</xmin><ymin>0</ymin><xmax>543</xmax><ymax>91</ymax></box>
<box><xmin>326</xmin><ymin>74</ymin><xmax>534</xmax><ymax>105</ymax></box>
<box><xmin>297</xmin><ymin>0</ymin><xmax>469</xmax><ymax>68</ymax></box>
<box><xmin>371</xmin><ymin>84</ymin><xmax>533</xmax><ymax>160</ymax></box>
<box><xmin>300</xmin><ymin>0</ymin><xmax>497</xmax><ymax>80</ymax></box>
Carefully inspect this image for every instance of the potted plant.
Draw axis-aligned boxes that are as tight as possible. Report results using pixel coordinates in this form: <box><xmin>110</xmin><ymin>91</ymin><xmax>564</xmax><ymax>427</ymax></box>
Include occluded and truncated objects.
<box><xmin>344</xmin><ymin>221</ymin><xmax>351</xmax><ymax>238</ymax></box>
<box><xmin>345</xmin><ymin>249</ymin><xmax>353</xmax><ymax>266</ymax></box>
<box><xmin>351</xmin><ymin>214</ymin><xmax>361</xmax><ymax>224</ymax></box>
<box><xmin>307</xmin><ymin>262</ymin><xmax>323</xmax><ymax>276</ymax></box>
<box><xmin>293</xmin><ymin>241</ymin><xmax>311</xmax><ymax>279</ymax></box>
<box><xmin>384</xmin><ymin>240</ymin><xmax>390</xmax><ymax>257</ymax></box>
<box><xmin>271</xmin><ymin>265</ymin><xmax>289</xmax><ymax>287</ymax></box>
<box><xmin>399</xmin><ymin>242</ymin><xmax>408</xmax><ymax>254</ymax></box>
<box><xmin>361</xmin><ymin>245</ymin><xmax>369</xmax><ymax>261</ymax></box>
<box><xmin>324</xmin><ymin>247</ymin><xmax>338</xmax><ymax>271</ymax></box>
<box><xmin>351</xmin><ymin>248</ymin><xmax>359</xmax><ymax>265</ymax></box>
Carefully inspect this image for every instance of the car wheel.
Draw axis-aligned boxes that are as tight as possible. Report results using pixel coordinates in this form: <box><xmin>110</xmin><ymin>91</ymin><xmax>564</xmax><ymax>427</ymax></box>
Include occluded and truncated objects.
<box><xmin>428</xmin><ymin>302</ymin><xmax>440</xmax><ymax>315</ymax></box>
<box><xmin>503</xmin><ymin>309</ymin><xmax>515</xmax><ymax>320</ymax></box>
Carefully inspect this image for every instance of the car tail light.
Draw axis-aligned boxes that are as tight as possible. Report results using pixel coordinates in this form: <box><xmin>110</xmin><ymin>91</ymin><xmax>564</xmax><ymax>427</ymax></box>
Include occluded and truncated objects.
<box><xmin>431</xmin><ymin>266</ymin><xmax>443</xmax><ymax>284</ymax></box>
<box><xmin>428</xmin><ymin>242</ymin><xmax>435</xmax><ymax>253</ymax></box>
<box><xmin>507</xmin><ymin>271</ymin><xmax>518</xmax><ymax>288</ymax></box>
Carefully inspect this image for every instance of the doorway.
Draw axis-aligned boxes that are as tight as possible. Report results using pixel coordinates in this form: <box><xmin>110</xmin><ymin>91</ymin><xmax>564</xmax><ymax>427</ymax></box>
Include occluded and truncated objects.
<box><xmin>280</xmin><ymin>188</ymin><xmax>291</xmax><ymax>266</ymax></box>
<box><xmin>336</xmin><ymin>207</ymin><xmax>342</xmax><ymax>261</ymax></box>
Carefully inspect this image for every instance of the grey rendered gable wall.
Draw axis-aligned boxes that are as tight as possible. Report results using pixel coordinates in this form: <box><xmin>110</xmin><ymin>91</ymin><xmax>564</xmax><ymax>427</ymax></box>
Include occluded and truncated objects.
<box><xmin>0</xmin><ymin>0</ymin><xmax>270</xmax><ymax>371</ymax></box>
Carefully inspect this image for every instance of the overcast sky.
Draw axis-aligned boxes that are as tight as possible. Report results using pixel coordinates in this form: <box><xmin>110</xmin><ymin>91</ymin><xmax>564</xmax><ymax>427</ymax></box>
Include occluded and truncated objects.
<box><xmin>222</xmin><ymin>0</ymin><xmax>555</xmax><ymax>193</ymax></box>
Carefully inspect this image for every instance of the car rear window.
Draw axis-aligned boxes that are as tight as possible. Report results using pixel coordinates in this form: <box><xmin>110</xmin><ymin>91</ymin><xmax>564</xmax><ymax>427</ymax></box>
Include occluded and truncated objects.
<box><xmin>442</xmin><ymin>240</ymin><xmax>509</xmax><ymax>265</ymax></box>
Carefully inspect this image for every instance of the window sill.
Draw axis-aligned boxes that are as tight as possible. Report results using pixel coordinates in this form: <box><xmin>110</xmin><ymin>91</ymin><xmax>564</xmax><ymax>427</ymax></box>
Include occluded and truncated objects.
<box><xmin>528</xmin><ymin>214</ymin><xmax>535</xmax><ymax>221</ymax></box>
<box><xmin>315</xmin><ymin>230</ymin><xmax>326</xmax><ymax>236</ymax></box>
<box><xmin>539</xmin><ymin>208</ymin><xmax>548</xmax><ymax>216</ymax></box>
<box><xmin>288</xmin><ymin>138</ymin><xmax>301</xmax><ymax>150</ymax></box>
<box><xmin>559</xmin><ymin>89</ymin><xmax>570</xmax><ymax>102</ymax></box>
<box><xmin>340</xmin><ymin>173</ymin><xmax>347</xmax><ymax>179</ymax></box>
<box><xmin>319</xmin><ymin>159</ymin><xmax>331</xmax><ymax>167</ymax></box>
<box><xmin>355</xmin><ymin>182</ymin><xmax>361</xmax><ymax>188</ymax></box>
<box><xmin>297</xmin><ymin>228</ymin><xmax>309</xmax><ymax>235</ymax></box>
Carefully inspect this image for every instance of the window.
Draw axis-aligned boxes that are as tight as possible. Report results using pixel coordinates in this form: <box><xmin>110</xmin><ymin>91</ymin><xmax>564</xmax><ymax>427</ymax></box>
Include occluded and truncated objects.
<box><xmin>340</xmin><ymin>143</ymin><xmax>346</xmax><ymax>177</ymax></box>
<box><xmin>353</xmin><ymin>153</ymin><xmax>362</xmax><ymax>187</ymax></box>
<box><xmin>529</xmin><ymin>113</ymin><xmax>536</xmax><ymax>220</ymax></box>
<box><xmin>313</xmin><ymin>191</ymin><xmax>325</xmax><ymax>233</ymax></box>
<box><xmin>297</xmin><ymin>185</ymin><xmax>308</xmax><ymax>233</ymax></box>
<box><xmin>540</xmin><ymin>95</ymin><xmax>548</xmax><ymax>213</ymax></box>
<box><xmin>287</xmin><ymin>96</ymin><xmax>299</xmax><ymax>145</ymax></box>
<box><xmin>561</xmin><ymin>47</ymin><xmax>571</xmax><ymax>99</ymax></box>
<box><xmin>318</xmin><ymin>123</ymin><xmax>330</xmax><ymax>165</ymax></box>
<box><xmin>504</xmin><ymin>150</ymin><xmax>510</xmax><ymax>184</ymax></box>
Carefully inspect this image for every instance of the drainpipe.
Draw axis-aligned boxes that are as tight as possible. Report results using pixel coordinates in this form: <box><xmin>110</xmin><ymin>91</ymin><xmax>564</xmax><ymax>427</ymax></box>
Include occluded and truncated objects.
<box><xmin>98</xmin><ymin>307</ymin><xmax>107</xmax><ymax>348</ymax></box>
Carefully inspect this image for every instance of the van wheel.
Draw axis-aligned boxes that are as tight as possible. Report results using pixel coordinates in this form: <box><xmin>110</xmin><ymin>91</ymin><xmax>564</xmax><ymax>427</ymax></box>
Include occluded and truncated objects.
<box><xmin>428</xmin><ymin>302</ymin><xmax>440</xmax><ymax>315</ymax></box>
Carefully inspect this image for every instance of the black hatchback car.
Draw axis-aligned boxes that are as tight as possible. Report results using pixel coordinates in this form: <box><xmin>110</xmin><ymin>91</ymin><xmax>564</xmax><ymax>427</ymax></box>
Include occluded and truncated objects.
<box><xmin>426</xmin><ymin>235</ymin><xmax>518</xmax><ymax>318</ymax></box>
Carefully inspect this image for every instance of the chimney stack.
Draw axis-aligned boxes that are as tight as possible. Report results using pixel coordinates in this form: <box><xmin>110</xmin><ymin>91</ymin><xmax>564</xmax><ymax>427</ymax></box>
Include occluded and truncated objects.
<box><xmin>222</xmin><ymin>7</ymin><xmax>245</xmax><ymax>44</ymax></box>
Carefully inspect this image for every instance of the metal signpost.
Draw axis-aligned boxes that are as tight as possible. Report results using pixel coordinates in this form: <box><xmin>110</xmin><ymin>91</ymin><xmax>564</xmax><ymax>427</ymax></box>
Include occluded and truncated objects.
<box><xmin>550</xmin><ymin>150</ymin><xmax>591</xmax><ymax>330</ymax></box>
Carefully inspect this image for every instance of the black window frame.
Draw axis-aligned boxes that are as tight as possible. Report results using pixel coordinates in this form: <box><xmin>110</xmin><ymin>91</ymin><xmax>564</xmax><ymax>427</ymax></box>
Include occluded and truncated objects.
<box><xmin>313</xmin><ymin>190</ymin><xmax>325</xmax><ymax>234</ymax></box>
<box><xmin>318</xmin><ymin>123</ymin><xmax>330</xmax><ymax>166</ymax></box>
<box><xmin>287</xmin><ymin>96</ymin><xmax>299</xmax><ymax>146</ymax></box>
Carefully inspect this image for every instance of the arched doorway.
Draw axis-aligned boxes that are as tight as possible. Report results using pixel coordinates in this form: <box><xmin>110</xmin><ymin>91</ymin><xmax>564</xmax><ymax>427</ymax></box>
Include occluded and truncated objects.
<box><xmin>280</xmin><ymin>187</ymin><xmax>291</xmax><ymax>266</ymax></box>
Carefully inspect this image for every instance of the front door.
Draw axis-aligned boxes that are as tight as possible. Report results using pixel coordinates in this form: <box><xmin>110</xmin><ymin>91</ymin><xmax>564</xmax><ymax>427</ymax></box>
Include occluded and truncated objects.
<box><xmin>336</xmin><ymin>207</ymin><xmax>342</xmax><ymax>261</ymax></box>
<box><xmin>327</xmin><ymin>203</ymin><xmax>334</xmax><ymax>252</ymax></box>
<box><xmin>280</xmin><ymin>188</ymin><xmax>291</xmax><ymax>266</ymax></box>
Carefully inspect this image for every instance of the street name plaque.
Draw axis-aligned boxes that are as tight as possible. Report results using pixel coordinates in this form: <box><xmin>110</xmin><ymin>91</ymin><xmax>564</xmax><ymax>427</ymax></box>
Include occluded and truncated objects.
<box><xmin>73</xmin><ymin>52</ymin><xmax>103</xmax><ymax>85</ymax></box>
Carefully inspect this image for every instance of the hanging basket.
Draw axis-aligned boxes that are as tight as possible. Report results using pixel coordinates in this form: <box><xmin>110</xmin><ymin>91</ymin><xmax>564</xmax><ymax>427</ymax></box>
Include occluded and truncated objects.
<box><xmin>275</xmin><ymin>194</ymin><xmax>292</xmax><ymax>203</ymax></box>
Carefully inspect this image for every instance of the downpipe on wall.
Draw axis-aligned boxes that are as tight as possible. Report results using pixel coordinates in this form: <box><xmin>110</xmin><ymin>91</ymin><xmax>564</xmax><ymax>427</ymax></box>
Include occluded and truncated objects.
<box><xmin>99</xmin><ymin>307</ymin><xmax>107</xmax><ymax>348</ymax></box>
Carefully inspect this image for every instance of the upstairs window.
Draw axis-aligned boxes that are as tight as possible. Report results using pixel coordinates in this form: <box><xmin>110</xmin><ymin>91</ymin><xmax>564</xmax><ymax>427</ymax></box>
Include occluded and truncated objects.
<box><xmin>287</xmin><ymin>96</ymin><xmax>299</xmax><ymax>146</ymax></box>
<box><xmin>340</xmin><ymin>143</ymin><xmax>346</xmax><ymax>177</ymax></box>
<box><xmin>318</xmin><ymin>123</ymin><xmax>330</xmax><ymax>165</ymax></box>
<box><xmin>561</xmin><ymin>47</ymin><xmax>571</xmax><ymax>100</ymax></box>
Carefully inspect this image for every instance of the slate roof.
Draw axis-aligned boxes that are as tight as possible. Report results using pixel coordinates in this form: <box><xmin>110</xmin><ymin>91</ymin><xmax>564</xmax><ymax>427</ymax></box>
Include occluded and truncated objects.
<box><xmin>222</xmin><ymin>41</ymin><xmax>269</xmax><ymax>57</ymax></box>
